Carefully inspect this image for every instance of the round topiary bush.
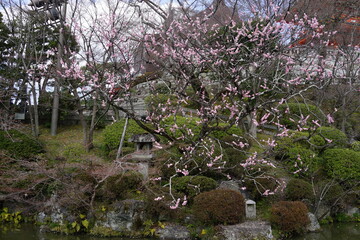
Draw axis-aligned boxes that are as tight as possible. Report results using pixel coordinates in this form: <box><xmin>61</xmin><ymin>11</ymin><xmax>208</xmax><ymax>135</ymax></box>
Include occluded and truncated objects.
<box><xmin>193</xmin><ymin>189</ymin><xmax>245</xmax><ymax>225</ymax></box>
<box><xmin>102</xmin><ymin>119</ymin><xmax>147</xmax><ymax>155</ymax></box>
<box><xmin>285</xmin><ymin>179</ymin><xmax>314</xmax><ymax>201</ymax></box>
<box><xmin>350</xmin><ymin>141</ymin><xmax>360</xmax><ymax>151</ymax></box>
<box><xmin>286</xmin><ymin>146</ymin><xmax>321</xmax><ymax>176</ymax></box>
<box><xmin>310</xmin><ymin>127</ymin><xmax>348</xmax><ymax>148</ymax></box>
<box><xmin>172</xmin><ymin>176</ymin><xmax>218</xmax><ymax>199</ymax></box>
<box><xmin>322</xmin><ymin>148</ymin><xmax>360</xmax><ymax>180</ymax></box>
<box><xmin>273</xmin><ymin>131</ymin><xmax>309</xmax><ymax>160</ymax></box>
<box><xmin>270</xmin><ymin>201</ymin><xmax>310</xmax><ymax>235</ymax></box>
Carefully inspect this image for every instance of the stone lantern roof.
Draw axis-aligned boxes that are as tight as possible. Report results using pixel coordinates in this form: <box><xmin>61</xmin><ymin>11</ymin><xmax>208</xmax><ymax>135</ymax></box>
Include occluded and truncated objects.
<box><xmin>129</xmin><ymin>133</ymin><xmax>156</xmax><ymax>143</ymax></box>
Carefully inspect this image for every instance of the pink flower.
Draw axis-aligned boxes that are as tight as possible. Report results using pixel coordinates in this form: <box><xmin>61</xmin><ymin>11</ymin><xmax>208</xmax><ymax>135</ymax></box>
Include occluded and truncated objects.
<box><xmin>170</xmin><ymin>198</ymin><xmax>181</xmax><ymax>209</ymax></box>
<box><xmin>326</xmin><ymin>114</ymin><xmax>334</xmax><ymax>124</ymax></box>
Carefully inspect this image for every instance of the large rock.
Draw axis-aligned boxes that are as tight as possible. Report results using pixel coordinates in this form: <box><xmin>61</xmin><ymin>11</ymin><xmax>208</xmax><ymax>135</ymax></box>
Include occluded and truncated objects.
<box><xmin>315</xmin><ymin>204</ymin><xmax>331</xmax><ymax>219</ymax></box>
<box><xmin>218</xmin><ymin>221</ymin><xmax>273</xmax><ymax>240</ymax></box>
<box><xmin>346</xmin><ymin>206</ymin><xmax>359</xmax><ymax>216</ymax></box>
<box><xmin>156</xmin><ymin>224</ymin><xmax>191</xmax><ymax>240</ymax></box>
<box><xmin>219</xmin><ymin>181</ymin><xmax>241</xmax><ymax>192</ymax></box>
<box><xmin>96</xmin><ymin>199</ymin><xmax>145</xmax><ymax>232</ymax></box>
<box><xmin>218</xmin><ymin>181</ymin><xmax>251</xmax><ymax>199</ymax></box>
<box><xmin>306</xmin><ymin>212</ymin><xmax>321</xmax><ymax>232</ymax></box>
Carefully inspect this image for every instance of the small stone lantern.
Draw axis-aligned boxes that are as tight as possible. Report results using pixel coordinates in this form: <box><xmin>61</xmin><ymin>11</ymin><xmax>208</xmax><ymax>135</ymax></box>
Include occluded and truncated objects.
<box><xmin>129</xmin><ymin>133</ymin><xmax>156</xmax><ymax>160</ymax></box>
<box><xmin>245</xmin><ymin>199</ymin><xmax>256</xmax><ymax>219</ymax></box>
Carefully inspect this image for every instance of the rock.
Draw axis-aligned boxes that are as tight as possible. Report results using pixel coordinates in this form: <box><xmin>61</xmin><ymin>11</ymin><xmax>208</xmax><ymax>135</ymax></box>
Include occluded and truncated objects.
<box><xmin>307</xmin><ymin>212</ymin><xmax>321</xmax><ymax>232</ymax></box>
<box><xmin>315</xmin><ymin>204</ymin><xmax>330</xmax><ymax>219</ymax></box>
<box><xmin>218</xmin><ymin>221</ymin><xmax>273</xmax><ymax>240</ymax></box>
<box><xmin>37</xmin><ymin>212</ymin><xmax>46</xmax><ymax>223</ymax></box>
<box><xmin>96</xmin><ymin>199</ymin><xmax>145</xmax><ymax>232</ymax></box>
<box><xmin>156</xmin><ymin>224</ymin><xmax>191</xmax><ymax>240</ymax></box>
<box><xmin>219</xmin><ymin>181</ymin><xmax>240</xmax><ymax>192</ymax></box>
<box><xmin>50</xmin><ymin>206</ymin><xmax>67</xmax><ymax>224</ymax></box>
<box><xmin>346</xmin><ymin>206</ymin><xmax>359</xmax><ymax>216</ymax></box>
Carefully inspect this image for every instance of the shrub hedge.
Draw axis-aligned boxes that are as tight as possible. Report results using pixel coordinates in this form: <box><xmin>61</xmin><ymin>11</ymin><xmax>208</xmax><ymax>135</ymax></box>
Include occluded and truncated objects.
<box><xmin>102</xmin><ymin>119</ymin><xmax>148</xmax><ymax>154</ymax></box>
<box><xmin>172</xmin><ymin>176</ymin><xmax>218</xmax><ymax>199</ymax></box>
<box><xmin>270</xmin><ymin>201</ymin><xmax>309</xmax><ymax>235</ymax></box>
<box><xmin>322</xmin><ymin>148</ymin><xmax>360</xmax><ymax>180</ymax></box>
<box><xmin>285</xmin><ymin>179</ymin><xmax>314</xmax><ymax>201</ymax></box>
<box><xmin>310</xmin><ymin>127</ymin><xmax>347</xmax><ymax>148</ymax></box>
<box><xmin>193</xmin><ymin>189</ymin><xmax>245</xmax><ymax>225</ymax></box>
<box><xmin>102</xmin><ymin>116</ymin><xmax>243</xmax><ymax>158</ymax></box>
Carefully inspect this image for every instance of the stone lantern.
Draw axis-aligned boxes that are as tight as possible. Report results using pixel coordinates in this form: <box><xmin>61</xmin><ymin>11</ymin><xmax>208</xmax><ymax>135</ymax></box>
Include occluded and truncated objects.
<box><xmin>245</xmin><ymin>199</ymin><xmax>256</xmax><ymax>219</ymax></box>
<box><xmin>129</xmin><ymin>133</ymin><xmax>156</xmax><ymax>160</ymax></box>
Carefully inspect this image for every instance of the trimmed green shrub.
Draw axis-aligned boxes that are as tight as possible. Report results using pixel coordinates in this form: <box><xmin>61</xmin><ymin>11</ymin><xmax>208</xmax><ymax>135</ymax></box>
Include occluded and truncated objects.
<box><xmin>350</xmin><ymin>141</ymin><xmax>360</xmax><ymax>151</ymax></box>
<box><xmin>286</xmin><ymin>146</ymin><xmax>320</xmax><ymax>176</ymax></box>
<box><xmin>172</xmin><ymin>176</ymin><xmax>218</xmax><ymax>199</ymax></box>
<box><xmin>160</xmin><ymin>116</ymin><xmax>243</xmax><ymax>142</ymax></box>
<box><xmin>310</xmin><ymin>127</ymin><xmax>347</xmax><ymax>148</ymax></box>
<box><xmin>278</xmin><ymin>103</ymin><xmax>324</xmax><ymax>129</ymax></box>
<box><xmin>102</xmin><ymin>117</ymin><xmax>243</xmax><ymax>157</ymax></box>
<box><xmin>0</xmin><ymin>129</ymin><xmax>43</xmax><ymax>158</ymax></box>
<box><xmin>285</xmin><ymin>179</ymin><xmax>314</xmax><ymax>201</ymax></box>
<box><xmin>270</xmin><ymin>201</ymin><xmax>310</xmax><ymax>235</ymax></box>
<box><xmin>193</xmin><ymin>189</ymin><xmax>245</xmax><ymax>225</ymax></box>
<box><xmin>102</xmin><ymin>119</ymin><xmax>148</xmax><ymax>154</ymax></box>
<box><xmin>322</xmin><ymin>149</ymin><xmax>360</xmax><ymax>180</ymax></box>
<box><xmin>274</xmin><ymin>131</ymin><xmax>309</xmax><ymax>160</ymax></box>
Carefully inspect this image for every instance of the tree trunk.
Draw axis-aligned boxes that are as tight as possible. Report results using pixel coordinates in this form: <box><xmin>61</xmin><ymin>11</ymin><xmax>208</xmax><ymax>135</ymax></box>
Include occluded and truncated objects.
<box><xmin>246</xmin><ymin>111</ymin><xmax>257</xmax><ymax>138</ymax></box>
<box><xmin>341</xmin><ymin>96</ymin><xmax>347</xmax><ymax>133</ymax></box>
<box><xmin>31</xmin><ymin>81</ymin><xmax>39</xmax><ymax>137</ymax></box>
<box><xmin>51</xmin><ymin>2</ymin><xmax>67</xmax><ymax>136</ymax></box>
<box><xmin>85</xmin><ymin>93</ymin><xmax>99</xmax><ymax>152</ymax></box>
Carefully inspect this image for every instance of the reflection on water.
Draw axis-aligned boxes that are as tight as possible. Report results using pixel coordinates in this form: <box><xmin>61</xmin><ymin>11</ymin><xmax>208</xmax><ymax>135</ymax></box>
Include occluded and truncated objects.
<box><xmin>292</xmin><ymin>223</ymin><xmax>360</xmax><ymax>240</ymax></box>
<box><xmin>1</xmin><ymin>222</ymin><xmax>359</xmax><ymax>240</ymax></box>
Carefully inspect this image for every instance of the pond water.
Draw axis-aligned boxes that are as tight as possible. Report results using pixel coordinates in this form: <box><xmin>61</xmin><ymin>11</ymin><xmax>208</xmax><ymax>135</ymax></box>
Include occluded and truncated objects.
<box><xmin>0</xmin><ymin>224</ymin><xmax>149</xmax><ymax>240</ymax></box>
<box><xmin>1</xmin><ymin>222</ymin><xmax>359</xmax><ymax>240</ymax></box>
<box><xmin>292</xmin><ymin>222</ymin><xmax>360</xmax><ymax>240</ymax></box>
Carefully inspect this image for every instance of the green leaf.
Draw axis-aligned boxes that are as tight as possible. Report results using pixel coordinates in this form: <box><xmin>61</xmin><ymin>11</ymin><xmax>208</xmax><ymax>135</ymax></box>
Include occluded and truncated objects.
<box><xmin>82</xmin><ymin>219</ymin><xmax>89</xmax><ymax>229</ymax></box>
<box><xmin>76</xmin><ymin>224</ymin><xmax>81</xmax><ymax>232</ymax></box>
<box><xmin>71</xmin><ymin>221</ymin><xmax>77</xmax><ymax>229</ymax></box>
<box><xmin>79</xmin><ymin>214</ymin><xmax>86</xmax><ymax>219</ymax></box>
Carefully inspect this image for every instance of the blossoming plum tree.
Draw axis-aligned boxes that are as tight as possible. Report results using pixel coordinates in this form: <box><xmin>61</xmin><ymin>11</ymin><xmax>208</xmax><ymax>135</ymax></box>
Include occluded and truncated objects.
<box><xmin>113</xmin><ymin>0</ymin><xmax>333</xmax><ymax>207</ymax></box>
<box><xmin>6</xmin><ymin>0</ymin><xmax>333</xmax><ymax>207</ymax></box>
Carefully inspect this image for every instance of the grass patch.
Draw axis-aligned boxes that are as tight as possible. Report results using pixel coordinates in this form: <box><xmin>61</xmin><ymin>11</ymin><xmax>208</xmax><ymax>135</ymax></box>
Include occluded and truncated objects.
<box><xmin>38</xmin><ymin>125</ymin><xmax>105</xmax><ymax>163</ymax></box>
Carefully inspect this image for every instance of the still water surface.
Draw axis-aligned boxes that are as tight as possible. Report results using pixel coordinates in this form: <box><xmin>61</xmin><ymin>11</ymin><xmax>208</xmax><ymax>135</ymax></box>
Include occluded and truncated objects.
<box><xmin>292</xmin><ymin>222</ymin><xmax>360</xmax><ymax>240</ymax></box>
<box><xmin>0</xmin><ymin>224</ymin><xmax>148</xmax><ymax>240</ymax></box>
<box><xmin>1</xmin><ymin>222</ymin><xmax>359</xmax><ymax>240</ymax></box>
